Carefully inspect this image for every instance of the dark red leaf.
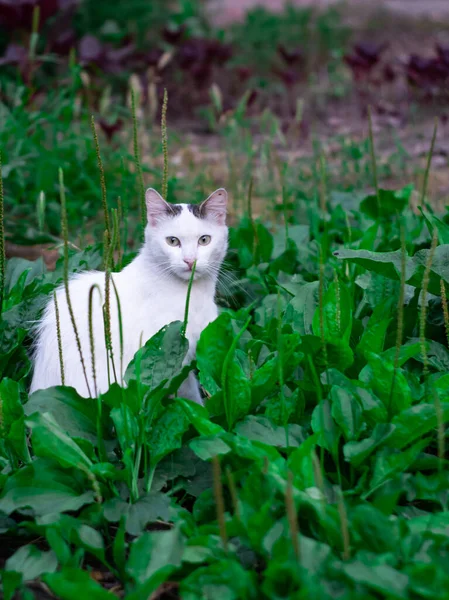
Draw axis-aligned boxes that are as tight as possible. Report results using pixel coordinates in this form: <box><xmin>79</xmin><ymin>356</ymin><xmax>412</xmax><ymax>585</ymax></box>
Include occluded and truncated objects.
<box><xmin>436</xmin><ymin>43</ymin><xmax>449</xmax><ymax>67</ymax></box>
<box><xmin>178</xmin><ymin>39</ymin><xmax>208</xmax><ymax>69</ymax></box>
<box><xmin>278</xmin><ymin>44</ymin><xmax>303</xmax><ymax>65</ymax></box>
<box><xmin>235</xmin><ymin>66</ymin><xmax>252</xmax><ymax>82</ymax></box>
<box><xmin>98</xmin><ymin>118</ymin><xmax>123</xmax><ymax>141</ymax></box>
<box><xmin>50</xmin><ymin>28</ymin><xmax>76</xmax><ymax>55</ymax></box>
<box><xmin>146</xmin><ymin>48</ymin><xmax>164</xmax><ymax>67</ymax></box>
<box><xmin>162</xmin><ymin>23</ymin><xmax>186</xmax><ymax>45</ymax></box>
<box><xmin>354</xmin><ymin>41</ymin><xmax>387</xmax><ymax>64</ymax></box>
<box><xmin>273</xmin><ymin>67</ymin><xmax>299</xmax><ymax>87</ymax></box>
<box><xmin>78</xmin><ymin>34</ymin><xmax>104</xmax><ymax>65</ymax></box>
<box><xmin>0</xmin><ymin>43</ymin><xmax>28</xmax><ymax>66</ymax></box>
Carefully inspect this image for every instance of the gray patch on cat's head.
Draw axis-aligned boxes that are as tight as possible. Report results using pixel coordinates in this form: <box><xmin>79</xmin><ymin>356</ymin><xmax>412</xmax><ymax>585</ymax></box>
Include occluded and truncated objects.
<box><xmin>187</xmin><ymin>203</ymin><xmax>204</xmax><ymax>219</ymax></box>
<box><xmin>167</xmin><ymin>203</ymin><xmax>182</xmax><ymax>217</ymax></box>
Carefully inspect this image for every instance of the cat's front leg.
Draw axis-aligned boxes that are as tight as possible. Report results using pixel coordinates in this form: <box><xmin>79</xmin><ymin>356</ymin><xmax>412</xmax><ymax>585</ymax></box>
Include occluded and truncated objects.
<box><xmin>177</xmin><ymin>371</ymin><xmax>203</xmax><ymax>405</ymax></box>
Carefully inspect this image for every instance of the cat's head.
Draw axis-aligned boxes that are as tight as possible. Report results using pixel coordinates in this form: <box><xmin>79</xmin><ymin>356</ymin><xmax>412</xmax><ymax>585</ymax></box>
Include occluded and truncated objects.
<box><xmin>143</xmin><ymin>188</ymin><xmax>228</xmax><ymax>281</ymax></box>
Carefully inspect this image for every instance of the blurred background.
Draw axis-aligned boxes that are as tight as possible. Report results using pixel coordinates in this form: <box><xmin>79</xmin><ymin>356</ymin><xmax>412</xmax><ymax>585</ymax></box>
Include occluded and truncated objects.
<box><xmin>1</xmin><ymin>0</ymin><xmax>449</xmax><ymax>260</ymax></box>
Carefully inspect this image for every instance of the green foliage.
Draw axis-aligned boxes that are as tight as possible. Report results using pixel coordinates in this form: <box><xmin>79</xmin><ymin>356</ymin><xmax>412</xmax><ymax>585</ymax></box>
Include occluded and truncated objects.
<box><xmin>1</xmin><ymin>51</ymin><xmax>449</xmax><ymax>600</ymax></box>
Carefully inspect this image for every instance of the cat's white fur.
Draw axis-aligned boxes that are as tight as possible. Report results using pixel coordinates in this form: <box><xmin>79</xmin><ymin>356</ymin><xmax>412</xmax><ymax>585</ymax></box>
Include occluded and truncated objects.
<box><xmin>30</xmin><ymin>188</ymin><xmax>228</xmax><ymax>402</ymax></box>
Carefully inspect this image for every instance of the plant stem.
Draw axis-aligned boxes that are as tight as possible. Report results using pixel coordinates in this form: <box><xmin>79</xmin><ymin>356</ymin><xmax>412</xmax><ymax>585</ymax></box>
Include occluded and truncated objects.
<box><xmin>131</xmin><ymin>89</ymin><xmax>146</xmax><ymax>232</ymax></box>
<box><xmin>182</xmin><ymin>260</ymin><xmax>197</xmax><ymax>337</ymax></box>
<box><xmin>421</xmin><ymin>118</ymin><xmax>438</xmax><ymax>206</ymax></box>
<box><xmin>161</xmin><ymin>89</ymin><xmax>169</xmax><ymax>200</ymax></box>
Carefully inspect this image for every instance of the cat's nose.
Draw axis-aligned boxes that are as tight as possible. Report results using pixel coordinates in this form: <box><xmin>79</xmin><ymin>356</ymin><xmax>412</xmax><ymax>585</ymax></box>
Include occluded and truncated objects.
<box><xmin>183</xmin><ymin>258</ymin><xmax>195</xmax><ymax>270</ymax></box>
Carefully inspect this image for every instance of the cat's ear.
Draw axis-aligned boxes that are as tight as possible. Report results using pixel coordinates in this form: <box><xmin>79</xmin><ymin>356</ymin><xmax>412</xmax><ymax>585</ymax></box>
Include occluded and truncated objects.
<box><xmin>200</xmin><ymin>188</ymin><xmax>228</xmax><ymax>225</ymax></box>
<box><xmin>145</xmin><ymin>188</ymin><xmax>173</xmax><ymax>226</ymax></box>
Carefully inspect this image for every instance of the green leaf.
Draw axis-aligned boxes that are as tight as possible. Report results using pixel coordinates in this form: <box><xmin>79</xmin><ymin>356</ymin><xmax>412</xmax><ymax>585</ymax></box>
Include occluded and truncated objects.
<box><xmin>103</xmin><ymin>492</ymin><xmax>170</xmax><ymax>536</ymax></box>
<box><xmin>342</xmin><ymin>561</ymin><xmax>409</xmax><ymax>599</ymax></box>
<box><xmin>127</xmin><ymin>527</ymin><xmax>184</xmax><ymax>585</ymax></box>
<box><xmin>234</xmin><ymin>416</ymin><xmax>304</xmax><ymax>448</ymax></box>
<box><xmin>419</xmin><ymin>207</ymin><xmax>449</xmax><ymax>244</ymax></box>
<box><xmin>180</xmin><ymin>559</ymin><xmax>257</xmax><ymax>600</ymax></box>
<box><xmin>360</xmin><ymin>185</ymin><xmax>413</xmax><ymax>220</ymax></box>
<box><xmin>197</xmin><ymin>313</ymin><xmax>234</xmax><ymax>395</ymax></box>
<box><xmin>356</xmin><ymin>300</ymin><xmax>393</xmax><ymax>358</ymax></box>
<box><xmin>289</xmin><ymin>282</ymin><xmax>319</xmax><ymax>335</ymax></box>
<box><xmin>5</xmin><ymin>545</ymin><xmax>58</xmax><ymax>581</ymax></box>
<box><xmin>359</xmin><ymin>353</ymin><xmax>411</xmax><ymax>416</ymax></box>
<box><xmin>387</xmin><ymin>402</ymin><xmax>449</xmax><ymax>450</ymax></box>
<box><xmin>0</xmin><ymin>458</ymin><xmax>95</xmax><ymax>517</ymax></box>
<box><xmin>25</xmin><ymin>385</ymin><xmax>109</xmax><ymax>445</ymax></box>
<box><xmin>287</xmin><ymin>435</ymin><xmax>319</xmax><ymax>489</ymax></box>
<box><xmin>44</xmin><ymin>567</ymin><xmax>114</xmax><ymax>600</ymax></box>
<box><xmin>189</xmin><ymin>436</ymin><xmax>232</xmax><ymax>460</ymax></box>
<box><xmin>312</xmin><ymin>279</ymin><xmax>352</xmax><ymax>344</ymax></box>
<box><xmin>125</xmin><ymin>321</ymin><xmax>188</xmax><ymax>388</ymax></box>
<box><xmin>147</xmin><ymin>402</ymin><xmax>190</xmax><ymax>467</ymax></box>
<box><xmin>335</xmin><ymin>244</ymin><xmax>449</xmax><ymax>296</ymax></box>
<box><xmin>26</xmin><ymin>412</ymin><xmax>92</xmax><ymax>471</ymax></box>
<box><xmin>369</xmin><ymin>438</ymin><xmax>430</xmax><ymax>490</ymax></box>
<box><xmin>344</xmin><ymin>423</ymin><xmax>395</xmax><ymax>467</ymax></box>
<box><xmin>330</xmin><ymin>386</ymin><xmax>364</xmax><ymax>442</ymax></box>
<box><xmin>311</xmin><ymin>399</ymin><xmax>340</xmax><ymax>458</ymax></box>
<box><xmin>225</xmin><ymin>360</ymin><xmax>251</xmax><ymax>428</ymax></box>
<box><xmin>0</xmin><ymin>378</ymin><xmax>30</xmax><ymax>463</ymax></box>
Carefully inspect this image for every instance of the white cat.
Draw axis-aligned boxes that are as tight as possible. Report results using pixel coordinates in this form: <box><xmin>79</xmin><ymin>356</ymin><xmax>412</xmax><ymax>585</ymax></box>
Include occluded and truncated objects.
<box><xmin>30</xmin><ymin>188</ymin><xmax>228</xmax><ymax>403</ymax></box>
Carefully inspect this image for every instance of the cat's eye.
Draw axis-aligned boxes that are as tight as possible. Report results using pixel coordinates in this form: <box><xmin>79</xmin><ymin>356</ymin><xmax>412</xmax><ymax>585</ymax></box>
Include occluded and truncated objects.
<box><xmin>198</xmin><ymin>235</ymin><xmax>211</xmax><ymax>246</ymax></box>
<box><xmin>166</xmin><ymin>236</ymin><xmax>180</xmax><ymax>247</ymax></box>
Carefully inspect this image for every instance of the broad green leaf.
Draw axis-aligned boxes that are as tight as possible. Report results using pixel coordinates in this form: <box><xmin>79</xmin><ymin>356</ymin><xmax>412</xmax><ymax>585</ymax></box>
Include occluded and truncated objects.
<box><xmin>359</xmin><ymin>353</ymin><xmax>411</xmax><ymax>416</ymax></box>
<box><xmin>312</xmin><ymin>279</ymin><xmax>352</xmax><ymax>344</ymax></box>
<box><xmin>127</xmin><ymin>527</ymin><xmax>184</xmax><ymax>585</ymax></box>
<box><xmin>289</xmin><ymin>281</ymin><xmax>319</xmax><ymax>335</ymax></box>
<box><xmin>420</xmin><ymin>207</ymin><xmax>449</xmax><ymax>244</ymax></box>
<box><xmin>234</xmin><ymin>416</ymin><xmax>304</xmax><ymax>448</ymax></box>
<box><xmin>125</xmin><ymin>321</ymin><xmax>188</xmax><ymax>388</ymax></box>
<box><xmin>360</xmin><ymin>185</ymin><xmax>413</xmax><ymax>220</ymax></box>
<box><xmin>44</xmin><ymin>567</ymin><xmax>114</xmax><ymax>600</ymax></box>
<box><xmin>189</xmin><ymin>436</ymin><xmax>232</xmax><ymax>460</ymax></box>
<box><xmin>387</xmin><ymin>402</ymin><xmax>449</xmax><ymax>450</ymax></box>
<box><xmin>287</xmin><ymin>435</ymin><xmax>319</xmax><ymax>490</ymax></box>
<box><xmin>330</xmin><ymin>386</ymin><xmax>364</xmax><ymax>442</ymax></box>
<box><xmin>344</xmin><ymin>423</ymin><xmax>395</xmax><ymax>467</ymax></box>
<box><xmin>335</xmin><ymin>244</ymin><xmax>449</xmax><ymax>296</ymax></box>
<box><xmin>0</xmin><ymin>378</ymin><xmax>30</xmax><ymax>463</ymax></box>
<box><xmin>311</xmin><ymin>399</ymin><xmax>340</xmax><ymax>458</ymax></box>
<box><xmin>111</xmin><ymin>404</ymin><xmax>139</xmax><ymax>454</ymax></box>
<box><xmin>180</xmin><ymin>559</ymin><xmax>257</xmax><ymax>600</ymax></box>
<box><xmin>25</xmin><ymin>385</ymin><xmax>107</xmax><ymax>445</ymax></box>
<box><xmin>5</xmin><ymin>545</ymin><xmax>58</xmax><ymax>580</ymax></box>
<box><xmin>147</xmin><ymin>402</ymin><xmax>190</xmax><ymax>467</ymax></box>
<box><xmin>197</xmin><ymin>313</ymin><xmax>234</xmax><ymax>394</ymax></box>
<box><xmin>103</xmin><ymin>492</ymin><xmax>170</xmax><ymax>536</ymax></box>
<box><xmin>175</xmin><ymin>399</ymin><xmax>223</xmax><ymax>437</ymax></box>
<box><xmin>356</xmin><ymin>300</ymin><xmax>393</xmax><ymax>358</ymax></box>
<box><xmin>0</xmin><ymin>459</ymin><xmax>95</xmax><ymax>517</ymax></box>
<box><xmin>369</xmin><ymin>438</ymin><xmax>430</xmax><ymax>490</ymax></box>
<box><xmin>225</xmin><ymin>360</ymin><xmax>251</xmax><ymax>428</ymax></box>
<box><xmin>350</xmin><ymin>505</ymin><xmax>398</xmax><ymax>553</ymax></box>
<box><xmin>342</xmin><ymin>561</ymin><xmax>409</xmax><ymax>599</ymax></box>
<box><xmin>26</xmin><ymin>412</ymin><xmax>92</xmax><ymax>471</ymax></box>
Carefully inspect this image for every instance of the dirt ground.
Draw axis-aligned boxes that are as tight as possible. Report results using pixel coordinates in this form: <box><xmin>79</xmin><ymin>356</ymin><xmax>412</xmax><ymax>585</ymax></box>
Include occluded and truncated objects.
<box><xmin>209</xmin><ymin>0</ymin><xmax>449</xmax><ymax>24</ymax></box>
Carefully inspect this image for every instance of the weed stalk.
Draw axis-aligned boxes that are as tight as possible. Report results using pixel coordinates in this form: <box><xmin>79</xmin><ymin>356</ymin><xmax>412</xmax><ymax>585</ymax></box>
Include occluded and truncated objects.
<box><xmin>59</xmin><ymin>168</ymin><xmax>92</xmax><ymax>397</ymax></box>
<box><xmin>131</xmin><ymin>89</ymin><xmax>146</xmax><ymax>232</ymax></box>
<box><xmin>440</xmin><ymin>279</ymin><xmax>449</xmax><ymax>347</ymax></box>
<box><xmin>367</xmin><ymin>106</ymin><xmax>380</xmax><ymax>214</ymax></box>
<box><xmin>420</xmin><ymin>229</ymin><xmax>438</xmax><ymax>378</ymax></box>
<box><xmin>182</xmin><ymin>260</ymin><xmax>197</xmax><ymax>337</ymax></box>
<box><xmin>161</xmin><ymin>88</ymin><xmax>169</xmax><ymax>200</ymax></box>
<box><xmin>91</xmin><ymin>116</ymin><xmax>110</xmax><ymax>237</ymax></box>
<box><xmin>212</xmin><ymin>456</ymin><xmax>228</xmax><ymax>552</ymax></box>
<box><xmin>54</xmin><ymin>291</ymin><xmax>65</xmax><ymax>385</ymax></box>
<box><xmin>420</xmin><ymin>118</ymin><xmax>438</xmax><ymax>206</ymax></box>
